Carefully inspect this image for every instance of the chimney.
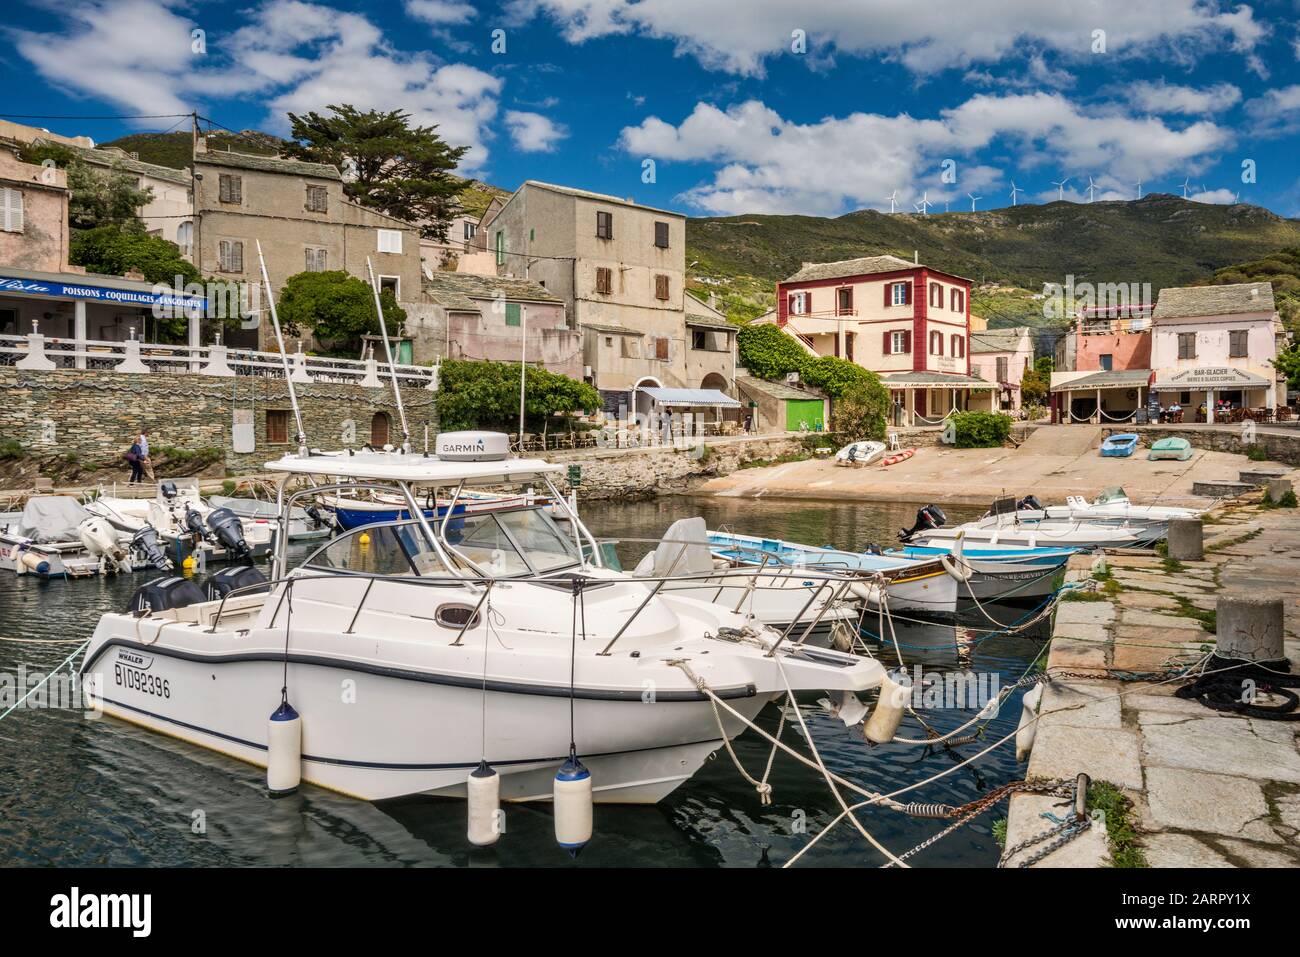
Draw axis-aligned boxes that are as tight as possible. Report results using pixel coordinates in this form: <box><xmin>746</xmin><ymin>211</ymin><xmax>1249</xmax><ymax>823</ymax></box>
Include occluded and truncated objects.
<box><xmin>913</xmin><ymin>250</ymin><xmax>919</xmax><ymax>264</ymax></box>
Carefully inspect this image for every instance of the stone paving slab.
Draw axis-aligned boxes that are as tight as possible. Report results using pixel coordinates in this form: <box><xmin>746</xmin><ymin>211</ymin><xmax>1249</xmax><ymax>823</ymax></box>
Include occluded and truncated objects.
<box><xmin>1003</xmin><ymin>793</ymin><xmax>1109</xmax><ymax>867</ymax></box>
<box><xmin>1143</xmin><ymin>767</ymin><xmax>1275</xmax><ymax>841</ymax></box>
<box><xmin>1038</xmin><ymin>679</ymin><xmax>1122</xmax><ymax>730</ymax></box>
<box><xmin>1028</xmin><ymin>725</ymin><xmax>1144</xmax><ymax>790</ymax></box>
<box><xmin>1141</xmin><ymin>833</ymin><xmax>1234</xmax><ymax>867</ymax></box>
<box><xmin>1140</xmin><ymin>715</ymin><xmax>1300</xmax><ymax>784</ymax></box>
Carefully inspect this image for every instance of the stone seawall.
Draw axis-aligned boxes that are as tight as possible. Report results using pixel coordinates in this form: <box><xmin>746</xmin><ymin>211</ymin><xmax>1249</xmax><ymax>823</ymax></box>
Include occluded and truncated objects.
<box><xmin>547</xmin><ymin>434</ymin><xmax>816</xmax><ymax>501</ymax></box>
<box><xmin>0</xmin><ymin>367</ymin><xmax>436</xmax><ymax>476</ymax></box>
<box><xmin>1131</xmin><ymin>425</ymin><xmax>1300</xmax><ymax>466</ymax></box>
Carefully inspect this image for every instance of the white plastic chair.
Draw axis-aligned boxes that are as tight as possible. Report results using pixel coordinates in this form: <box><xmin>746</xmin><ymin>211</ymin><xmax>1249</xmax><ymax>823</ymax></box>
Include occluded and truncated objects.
<box><xmin>887</xmin><ymin>432</ymin><xmax>902</xmax><ymax>452</ymax></box>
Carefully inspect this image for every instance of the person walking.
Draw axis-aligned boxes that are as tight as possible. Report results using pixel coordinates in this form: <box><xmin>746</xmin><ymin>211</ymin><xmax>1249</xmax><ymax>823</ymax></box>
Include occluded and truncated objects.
<box><xmin>125</xmin><ymin>436</ymin><xmax>144</xmax><ymax>484</ymax></box>
<box><xmin>136</xmin><ymin>428</ymin><xmax>156</xmax><ymax>484</ymax></box>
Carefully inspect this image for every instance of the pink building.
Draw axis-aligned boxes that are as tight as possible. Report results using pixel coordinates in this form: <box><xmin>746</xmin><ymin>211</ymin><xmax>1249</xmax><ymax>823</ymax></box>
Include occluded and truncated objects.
<box><xmin>969</xmin><ymin>326</ymin><xmax>1034</xmax><ymax>411</ymax></box>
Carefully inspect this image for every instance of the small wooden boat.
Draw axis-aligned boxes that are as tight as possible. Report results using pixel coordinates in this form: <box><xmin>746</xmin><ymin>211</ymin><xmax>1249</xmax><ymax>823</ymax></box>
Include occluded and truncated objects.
<box><xmin>834</xmin><ymin>440</ymin><xmax>886</xmax><ymax>467</ymax></box>
<box><xmin>1100</xmin><ymin>433</ymin><xmax>1139</xmax><ymax>457</ymax></box>
<box><xmin>1148</xmin><ymin>437</ymin><xmax>1193</xmax><ymax>461</ymax></box>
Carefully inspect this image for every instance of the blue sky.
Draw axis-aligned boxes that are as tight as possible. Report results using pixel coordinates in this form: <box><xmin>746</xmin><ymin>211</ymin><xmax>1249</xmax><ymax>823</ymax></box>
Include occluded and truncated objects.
<box><xmin>4</xmin><ymin>0</ymin><xmax>1300</xmax><ymax>217</ymax></box>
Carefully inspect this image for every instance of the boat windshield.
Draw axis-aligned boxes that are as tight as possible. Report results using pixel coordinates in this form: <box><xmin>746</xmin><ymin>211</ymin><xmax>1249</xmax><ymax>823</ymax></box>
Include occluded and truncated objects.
<box><xmin>1094</xmin><ymin>487</ymin><xmax>1128</xmax><ymax>505</ymax></box>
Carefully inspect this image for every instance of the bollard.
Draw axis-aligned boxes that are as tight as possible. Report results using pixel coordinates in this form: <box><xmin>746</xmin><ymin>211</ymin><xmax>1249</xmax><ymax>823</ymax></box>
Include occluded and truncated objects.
<box><xmin>1266</xmin><ymin>478</ymin><xmax>1293</xmax><ymax>504</ymax></box>
<box><xmin>1167</xmin><ymin>517</ymin><xmax>1204</xmax><ymax>562</ymax></box>
<box><xmin>1215</xmin><ymin>594</ymin><xmax>1284</xmax><ymax>663</ymax></box>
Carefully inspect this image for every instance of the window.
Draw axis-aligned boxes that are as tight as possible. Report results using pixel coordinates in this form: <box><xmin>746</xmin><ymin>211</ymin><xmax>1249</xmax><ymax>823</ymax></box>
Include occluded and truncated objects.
<box><xmin>889</xmin><ymin>330</ymin><xmax>910</xmax><ymax>355</ymax></box>
<box><xmin>379</xmin><ymin>276</ymin><xmax>399</xmax><ymax>300</ymax></box>
<box><xmin>1</xmin><ymin>188</ymin><xmax>23</xmax><ymax>232</ymax></box>
<box><xmin>596</xmin><ymin>210</ymin><xmax>613</xmax><ymax>239</ymax></box>
<box><xmin>889</xmin><ymin>282</ymin><xmax>909</xmax><ymax>306</ymax></box>
<box><xmin>304</xmin><ymin>247</ymin><xmax>327</xmax><ymax>272</ymax></box>
<box><xmin>951</xmin><ymin>334</ymin><xmax>964</xmax><ymax>358</ymax></box>
<box><xmin>217</xmin><ymin>174</ymin><xmax>242</xmax><ymax>204</ymax></box>
<box><xmin>654</xmin><ymin>274</ymin><xmax>670</xmax><ymax>300</ymax></box>
<box><xmin>505</xmin><ymin>302</ymin><xmax>521</xmax><ymax>327</ymax></box>
<box><xmin>217</xmin><ymin>239</ymin><xmax>244</xmax><ymax>273</ymax></box>
<box><xmin>595</xmin><ymin>267</ymin><xmax>612</xmax><ymax>295</ymax></box>
<box><xmin>692</xmin><ymin>328</ymin><xmax>729</xmax><ymax>351</ymax></box>
<box><xmin>1098</xmin><ymin>353</ymin><xmax>1113</xmax><ymax>372</ymax></box>
<box><xmin>464</xmin><ymin>222</ymin><xmax>477</xmax><ymax>241</ymax></box>
<box><xmin>929</xmin><ymin>330</ymin><xmax>943</xmax><ymax>355</ymax></box>
<box><xmin>654</xmin><ymin>336</ymin><xmax>670</xmax><ymax>360</ymax></box>
<box><xmin>1180</xmin><ymin>391</ymin><xmax>1191</xmax><ymax>404</ymax></box>
<box><xmin>929</xmin><ymin>283</ymin><xmax>941</xmax><ymax>308</ymax></box>
<box><xmin>837</xmin><ymin>287</ymin><xmax>853</xmax><ymax>315</ymax></box>
<box><xmin>175</xmin><ymin>221</ymin><xmax>192</xmax><ymax>254</ymax></box>
<box><xmin>1229</xmin><ymin>329</ymin><xmax>1248</xmax><ymax>357</ymax></box>
<box><xmin>654</xmin><ymin>221</ymin><xmax>669</xmax><ymax>248</ymax></box>
<box><xmin>266</xmin><ymin>410</ymin><xmax>289</xmax><ymax>444</ymax></box>
<box><xmin>996</xmin><ymin>356</ymin><xmax>1009</xmax><ymax>382</ymax></box>
<box><xmin>495</xmin><ymin>231</ymin><xmax>505</xmax><ymax>265</ymax></box>
<box><xmin>951</xmin><ymin>288</ymin><xmax>965</xmax><ymax>312</ymax></box>
<box><xmin>377</xmin><ymin>229</ymin><xmax>403</xmax><ymax>254</ymax></box>
<box><xmin>1177</xmin><ymin>332</ymin><xmax>1197</xmax><ymax>360</ymax></box>
<box><xmin>305</xmin><ymin>185</ymin><xmax>328</xmax><ymax>212</ymax></box>
<box><xmin>789</xmin><ymin>291</ymin><xmax>808</xmax><ymax>315</ymax></box>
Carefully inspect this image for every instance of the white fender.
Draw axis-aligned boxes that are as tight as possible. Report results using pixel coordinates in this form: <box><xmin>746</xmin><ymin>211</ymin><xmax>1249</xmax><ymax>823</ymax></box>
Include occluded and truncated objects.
<box><xmin>1015</xmin><ymin>684</ymin><xmax>1044</xmax><ymax>762</ymax></box>
<box><xmin>467</xmin><ymin>761</ymin><xmax>502</xmax><ymax>847</ymax></box>
<box><xmin>864</xmin><ymin>669</ymin><xmax>913</xmax><ymax>744</ymax></box>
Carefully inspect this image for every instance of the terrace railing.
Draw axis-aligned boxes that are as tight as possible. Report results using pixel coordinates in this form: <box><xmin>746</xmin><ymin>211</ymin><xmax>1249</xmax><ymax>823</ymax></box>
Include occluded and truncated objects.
<box><xmin>0</xmin><ymin>332</ymin><xmax>438</xmax><ymax>391</ymax></box>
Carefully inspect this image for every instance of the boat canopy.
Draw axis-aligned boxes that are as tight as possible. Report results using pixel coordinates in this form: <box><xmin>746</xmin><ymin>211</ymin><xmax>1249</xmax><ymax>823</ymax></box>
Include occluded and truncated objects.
<box><xmin>265</xmin><ymin>449</ymin><xmax>563</xmax><ymax>486</ymax></box>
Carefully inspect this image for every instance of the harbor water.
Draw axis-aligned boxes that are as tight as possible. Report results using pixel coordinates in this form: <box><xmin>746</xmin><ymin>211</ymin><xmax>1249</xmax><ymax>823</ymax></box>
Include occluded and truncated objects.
<box><xmin>0</xmin><ymin>496</ymin><xmax>1051</xmax><ymax>867</ymax></box>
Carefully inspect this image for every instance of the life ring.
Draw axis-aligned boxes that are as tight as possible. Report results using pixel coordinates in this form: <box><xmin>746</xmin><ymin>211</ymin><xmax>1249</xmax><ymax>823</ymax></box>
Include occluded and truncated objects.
<box><xmin>881</xmin><ymin>448</ymin><xmax>916</xmax><ymax>467</ymax></box>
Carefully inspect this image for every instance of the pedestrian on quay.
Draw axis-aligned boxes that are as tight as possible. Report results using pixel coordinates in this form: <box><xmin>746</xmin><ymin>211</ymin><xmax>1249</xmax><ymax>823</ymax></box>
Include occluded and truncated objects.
<box><xmin>125</xmin><ymin>436</ymin><xmax>144</xmax><ymax>484</ymax></box>
<box><xmin>136</xmin><ymin>427</ymin><xmax>156</xmax><ymax>484</ymax></box>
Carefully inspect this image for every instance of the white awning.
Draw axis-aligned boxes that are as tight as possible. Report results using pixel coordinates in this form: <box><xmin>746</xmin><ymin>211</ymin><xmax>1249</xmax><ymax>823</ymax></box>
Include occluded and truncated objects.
<box><xmin>1151</xmin><ymin>367</ymin><xmax>1272</xmax><ymax>391</ymax></box>
<box><xmin>639</xmin><ymin>387</ymin><xmax>741</xmax><ymax>408</ymax></box>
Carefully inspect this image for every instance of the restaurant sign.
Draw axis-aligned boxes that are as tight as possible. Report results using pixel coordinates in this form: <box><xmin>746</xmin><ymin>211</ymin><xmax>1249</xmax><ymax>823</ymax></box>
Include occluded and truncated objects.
<box><xmin>1154</xmin><ymin>366</ymin><xmax>1270</xmax><ymax>390</ymax></box>
<box><xmin>0</xmin><ymin>276</ymin><xmax>206</xmax><ymax>310</ymax></box>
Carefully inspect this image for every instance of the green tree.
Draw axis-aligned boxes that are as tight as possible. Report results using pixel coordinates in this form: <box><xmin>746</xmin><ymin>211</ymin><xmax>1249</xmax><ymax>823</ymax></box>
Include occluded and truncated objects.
<box><xmin>831</xmin><ymin>381</ymin><xmax>890</xmax><ymax>440</ymax></box>
<box><xmin>1274</xmin><ymin>341</ymin><xmax>1300</xmax><ymax>392</ymax></box>
<box><xmin>281</xmin><ymin>104</ymin><xmax>469</xmax><ymax>242</ymax></box>
<box><xmin>70</xmin><ymin>225</ymin><xmax>199</xmax><ymax>286</ymax></box>
<box><xmin>1021</xmin><ymin>365</ymin><xmax>1050</xmax><ymax>405</ymax></box>
<box><xmin>436</xmin><ymin>360</ymin><xmax>599</xmax><ymax>433</ymax></box>
<box><xmin>736</xmin><ymin>323</ymin><xmax>809</xmax><ymax>379</ymax></box>
<box><xmin>276</xmin><ymin>270</ymin><xmax>405</xmax><ymax>355</ymax></box>
<box><xmin>21</xmin><ymin>143</ymin><xmax>152</xmax><ymax>231</ymax></box>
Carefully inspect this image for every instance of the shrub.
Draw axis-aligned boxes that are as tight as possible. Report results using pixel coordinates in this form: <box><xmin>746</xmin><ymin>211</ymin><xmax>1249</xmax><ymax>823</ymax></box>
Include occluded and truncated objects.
<box><xmin>276</xmin><ymin>270</ymin><xmax>406</xmax><ymax>355</ymax></box>
<box><xmin>1245</xmin><ymin>443</ymin><xmax>1269</xmax><ymax>461</ymax></box>
<box><xmin>736</xmin><ymin>323</ymin><xmax>808</xmax><ymax>379</ymax></box>
<box><xmin>949</xmin><ymin>411</ymin><xmax>1013</xmax><ymax>448</ymax></box>
<box><xmin>0</xmin><ymin>438</ymin><xmax>24</xmax><ymax>460</ymax></box>
<box><xmin>436</xmin><ymin>359</ymin><xmax>599</xmax><ymax>433</ymax></box>
<box><xmin>831</xmin><ymin>381</ymin><xmax>890</xmax><ymax>440</ymax></box>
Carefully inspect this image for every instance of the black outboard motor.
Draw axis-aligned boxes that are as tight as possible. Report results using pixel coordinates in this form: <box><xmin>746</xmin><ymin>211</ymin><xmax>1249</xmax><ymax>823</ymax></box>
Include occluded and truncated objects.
<box><xmin>159</xmin><ymin>480</ymin><xmax>179</xmax><ymax>500</ymax></box>
<box><xmin>131</xmin><ymin>525</ymin><xmax>172</xmax><ymax>570</ymax></box>
<box><xmin>304</xmin><ymin>503</ymin><xmax>333</xmax><ymax>531</ymax></box>
<box><xmin>862</xmin><ymin>542</ymin><xmax>884</xmax><ymax>555</ymax></box>
<box><xmin>1017</xmin><ymin>494</ymin><xmax>1044</xmax><ymax>512</ymax></box>
<box><xmin>206</xmin><ymin>564</ymin><xmax>269</xmax><ymax>601</ymax></box>
<box><xmin>206</xmin><ymin>507</ymin><xmax>252</xmax><ymax>562</ymax></box>
<box><xmin>127</xmin><ymin>576</ymin><xmax>206</xmax><ymax>615</ymax></box>
<box><xmin>898</xmin><ymin>504</ymin><xmax>948</xmax><ymax>542</ymax></box>
<box><xmin>183</xmin><ymin>506</ymin><xmax>207</xmax><ymax>539</ymax></box>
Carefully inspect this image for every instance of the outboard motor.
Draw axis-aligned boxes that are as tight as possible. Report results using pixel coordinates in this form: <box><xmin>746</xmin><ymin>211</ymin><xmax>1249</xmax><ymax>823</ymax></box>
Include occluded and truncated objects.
<box><xmin>206</xmin><ymin>564</ymin><xmax>269</xmax><ymax>601</ymax></box>
<box><xmin>206</xmin><ymin>507</ymin><xmax>252</xmax><ymax>562</ymax></box>
<box><xmin>78</xmin><ymin>516</ymin><xmax>129</xmax><ymax>571</ymax></box>
<box><xmin>131</xmin><ymin>525</ymin><xmax>172</xmax><ymax>570</ymax></box>
<box><xmin>1017</xmin><ymin>494</ymin><xmax>1044</xmax><ymax>512</ymax></box>
<box><xmin>898</xmin><ymin>504</ymin><xmax>947</xmax><ymax>542</ymax></box>
<box><xmin>127</xmin><ymin>575</ymin><xmax>206</xmax><ymax>615</ymax></box>
<box><xmin>183</xmin><ymin>506</ymin><xmax>207</xmax><ymax>539</ymax></box>
<box><xmin>304</xmin><ymin>503</ymin><xmax>333</xmax><ymax>531</ymax></box>
<box><xmin>159</xmin><ymin>480</ymin><xmax>179</xmax><ymax>500</ymax></box>
<box><xmin>862</xmin><ymin>542</ymin><xmax>884</xmax><ymax>556</ymax></box>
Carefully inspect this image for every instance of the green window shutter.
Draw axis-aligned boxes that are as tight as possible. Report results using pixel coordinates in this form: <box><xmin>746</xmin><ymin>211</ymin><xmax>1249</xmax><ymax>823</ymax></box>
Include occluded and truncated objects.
<box><xmin>505</xmin><ymin>302</ymin><xmax>521</xmax><ymax>326</ymax></box>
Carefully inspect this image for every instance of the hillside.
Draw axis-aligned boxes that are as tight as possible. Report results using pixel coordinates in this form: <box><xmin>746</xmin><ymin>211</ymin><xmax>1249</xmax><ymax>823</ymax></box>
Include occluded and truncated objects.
<box><xmin>1212</xmin><ymin>246</ymin><xmax>1300</xmax><ymax>324</ymax></box>
<box><xmin>685</xmin><ymin>195</ymin><xmax>1300</xmax><ymax>326</ymax></box>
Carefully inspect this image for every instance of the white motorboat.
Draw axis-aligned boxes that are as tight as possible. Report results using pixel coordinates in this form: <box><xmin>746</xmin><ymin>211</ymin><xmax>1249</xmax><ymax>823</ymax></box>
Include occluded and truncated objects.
<box><xmin>1015</xmin><ymin>487</ymin><xmax>1203</xmax><ymax>526</ymax></box>
<box><xmin>887</xmin><ymin>537</ymin><xmax>1075</xmax><ymax>602</ymax></box>
<box><xmin>87</xmin><ymin>478</ymin><xmax>272</xmax><ymax>562</ymax></box>
<box><xmin>900</xmin><ymin>502</ymin><xmax>1163</xmax><ymax>551</ymax></box>
<box><xmin>631</xmin><ymin>518</ymin><xmax>864</xmax><ymax>647</ymax></box>
<box><xmin>834</xmin><ymin>440</ymin><xmax>887</xmax><ymax>467</ymax></box>
<box><xmin>79</xmin><ymin>433</ymin><xmax>884</xmax><ymax>805</ymax></box>
<box><xmin>1</xmin><ymin>495</ymin><xmax>171</xmax><ymax>578</ymax></box>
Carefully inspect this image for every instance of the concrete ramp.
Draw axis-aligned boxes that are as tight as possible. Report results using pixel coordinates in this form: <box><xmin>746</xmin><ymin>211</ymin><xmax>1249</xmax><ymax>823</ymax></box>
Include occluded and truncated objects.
<box><xmin>1017</xmin><ymin>424</ymin><xmax>1101</xmax><ymax>457</ymax></box>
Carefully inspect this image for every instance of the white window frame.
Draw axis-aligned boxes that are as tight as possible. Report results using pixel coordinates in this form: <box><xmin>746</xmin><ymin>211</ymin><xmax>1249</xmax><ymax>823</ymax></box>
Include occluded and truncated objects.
<box><xmin>1</xmin><ymin>188</ymin><xmax>23</xmax><ymax>233</ymax></box>
<box><xmin>378</xmin><ymin>275</ymin><xmax>400</xmax><ymax>300</ymax></box>
<box><xmin>891</xmin><ymin>330</ymin><xmax>907</xmax><ymax>355</ymax></box>
<box><xmin>790</xmin><ymin>291</ymin><xmax>808</xmax><ymax>315</ymax></box>
<box><xmin>891</xmin><ymin>283</ymin><xmax>907</xmax><ymax>306</ymax></box>
<box><xmin>377</xmin><ymin>229</ymin><xmax>403</xmax><ymax>254</ymax></box>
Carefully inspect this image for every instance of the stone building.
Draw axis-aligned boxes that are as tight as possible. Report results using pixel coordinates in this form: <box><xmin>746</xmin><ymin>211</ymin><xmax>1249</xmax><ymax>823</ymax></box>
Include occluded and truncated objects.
<box><xmin>481</xmin><ymin>180</ymin><xmax>735</xmax><ymax>416</ymax></box>
<box><xmin>191</xmin><ymin>141</ymin><xmax>422</xmax><ymax>349</ymax></box>
<box><xmin>420</xmin><ymin>271</ymin><xmax>580</xmax><ymax>375</ymax></box>
<box><xmin>0</xmin><ymin>141</ymin><xmax>70</xmax><ymax>274</ymax></box>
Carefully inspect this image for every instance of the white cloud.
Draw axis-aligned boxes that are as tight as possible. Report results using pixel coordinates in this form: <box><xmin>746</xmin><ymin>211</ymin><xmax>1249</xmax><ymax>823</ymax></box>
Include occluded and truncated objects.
<box><xmin>1126</xmin><ymin>81</ymin><xmax>1241</xmax><ymax>115</ymax></box>
<box><xmin>621</xmin><ymin>94</ymin><xmax>1233</xmax><ymax>215</ymax></box>
<box><xmin>405</xmin><ymin>0</ymin><xmax>477</xmax><ymax>25</ymax></box>
<box><xmin>1245</xmin><ymin>84</ymin><xmax>1300</xmax><ymax>133</ymax></box>
<box><xmin>1190</xmin><ymin>187</ymin><xmax>1238</xmax><ymax>204</ymax></box>
<box><xmin>13</xmin><ymin>0</ymin><xmax>521</xmax><ymax>172</ymax></box>
<box><xmin>504</xmin><ymin>110</ymin><xmax>569</xmax><ymax>151</ymax></box>
<box><xmin>511</xmin><ymin>0</ymin><xmax>1266</xmax><ymax>76</ymax></box>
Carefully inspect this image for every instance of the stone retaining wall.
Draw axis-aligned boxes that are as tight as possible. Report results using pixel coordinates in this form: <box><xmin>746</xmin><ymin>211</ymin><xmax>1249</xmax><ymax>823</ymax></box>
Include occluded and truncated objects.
<box><xmin>0</xmin><ymin>367</ymin><xmax>436</xmax><ymax>475</ymax></box>
<box><xmin>1131</xmin><ymin>425</ymin><xmax>1300</xmax><ymax>466</ymax></box>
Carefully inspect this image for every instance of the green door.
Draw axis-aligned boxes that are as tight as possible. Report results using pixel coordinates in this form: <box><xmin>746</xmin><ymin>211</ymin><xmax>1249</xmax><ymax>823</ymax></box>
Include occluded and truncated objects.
<box><xmin>786</xmin><ymin>399</ymin><xmax>824</xmax><ymax>431</ymax></box>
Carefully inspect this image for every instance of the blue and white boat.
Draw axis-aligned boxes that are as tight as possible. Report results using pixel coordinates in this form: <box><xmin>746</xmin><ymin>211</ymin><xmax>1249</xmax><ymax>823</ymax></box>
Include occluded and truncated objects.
<box><xmin>1100</xmin><ymin>433</ymin><xmax>1139</xmax><ymax>457</ymax></box>
<box><xmin>887</xmin><ymin>540</ymin><xmax>1075</xmax><ymax>601</ymax></box>
<box><xmin>321</xmin><ymin>489</ymin><xmax>538</xmax><ymax>531</ymax></box>
<box><xmin>706</xmin><ymin>529</ymin><xmax>961</xmax><ymax>616</ymax></box>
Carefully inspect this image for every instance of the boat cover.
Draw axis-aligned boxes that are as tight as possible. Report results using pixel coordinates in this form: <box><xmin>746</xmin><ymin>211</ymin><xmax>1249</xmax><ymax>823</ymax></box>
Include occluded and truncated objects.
<box><xmin>16</xmin><ymin>496</ymin><xmax>91</xmax><ymax>544</ymax></box>
<box><xmin>636</xmin><ymin>517</ymin><xmax>714</xmax><ymax>577</ymax></box>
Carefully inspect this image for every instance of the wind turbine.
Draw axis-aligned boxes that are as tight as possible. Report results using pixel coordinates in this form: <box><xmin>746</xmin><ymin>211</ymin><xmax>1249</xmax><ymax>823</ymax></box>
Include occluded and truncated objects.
<box><xmin>1086</xmin><ymin>176</ymin><xmax>1097</xmax><ymax>203</ymax></box>
<box><xmin>1135</xmin><ymin>178</ymin><xmax>1142</xmax><ymax>200</ymax></box>
<box><xmin>1181</xmin><ymin>178</ymin><xmax>1191</xmax><ymax>199</ymax></box>
<box><xmin>1235</xmin><ymin>190</ymin><xmax>1241</xmax><ymax>204</ymax></box>
<box><xmin>888</xmin><ymin>190</ymin><xmax>899</xmax><ymax>214</ymax></box>
<box><xmin>914</xmin><ymin>191</ymin><xmax>931</xmax><ymax>216</ymax></box>
<box><xmin>1052</xmin><ymin>177</ymin><xmax>1070</xmax><ymax>201</ymax></box>
<box><xmin>967</xmin><ymin>192</ymin><xmax>981</xmax><ymax>212</ymax></box>
<box><xmin>1009</xmin><ymin>181</ymin><xmax>1022</xmax><ymax>206</ymax></box>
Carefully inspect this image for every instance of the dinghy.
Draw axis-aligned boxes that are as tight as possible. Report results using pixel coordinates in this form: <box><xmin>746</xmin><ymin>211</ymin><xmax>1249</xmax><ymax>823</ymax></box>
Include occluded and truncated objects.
<box><xmin>1015</xmin><ymin>488</ymin><xmax>1201</xmax><ymax>525</ymax></box>
<box><xmin>78</xmin><ymin>432</ymin><xmax>885</xmax><ymax>804</ymax></box>
<box><xmin>900</xmin><ymin>501</ymin><xmax>1164</xmax><ymax>550</ymax></box>
<box><xmin>1100</xmin><ymin>433</ymin><xmax>1139</xmax><ymax>457</ymax></box>
<box><xmin>834</xmin><ymin>440</ymin><xmax>886</xmax><ymax>467</ymax></box>
<box><xmin>1148</xmin><ymin>437</ymin><xmax>1193</xmax><ymax>461</ymax></box>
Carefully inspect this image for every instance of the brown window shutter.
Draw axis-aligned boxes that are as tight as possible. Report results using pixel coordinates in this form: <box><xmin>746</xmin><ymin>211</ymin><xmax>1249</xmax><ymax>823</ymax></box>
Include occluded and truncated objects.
<box><xmin>882</xmin><ymin>330</ymin><xmax>891</xmax><ymax>354</ymax></box>
<box><xmin>903</xmin><ymin>331</ymin><xmax>911</xmax><ymax>353</ymax></box>
<box><xmin>232</xmin><ymin>241</ymin><xmax>243</xmax><ymax>273</ymax></box>
<box><xmin>232</xmin><ymin>176</ymin><xmax>242</xmax><ymax>203</ymax></box>
<box><xmin>904</xmin><ymin>282</ymin><xmax>912</xmax><ymax>305</ymax></box>
<box><xmin>218</xmin><ymin>176</ymin><xmax>228</xmax><ymax>203</ymax></box>
<box><xmin>306</xmin><ymin>248</ymin><xmax>313</xmax><ymax>271</ymax></box>
<box><xmin>884</xmin><ymin>283</ymin><xmax>891</xmax><ymax>307</ymax></box>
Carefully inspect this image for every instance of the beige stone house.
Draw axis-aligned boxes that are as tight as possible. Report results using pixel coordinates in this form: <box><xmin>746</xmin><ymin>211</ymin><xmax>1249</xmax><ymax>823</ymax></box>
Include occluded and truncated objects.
<box><xmin>481</xmin><ymin>180</ymin><xmax>735</xmax><ymax>416</ymax></box>
<box><xmin>192</xmin><ymin>141</ymin><xmax>422</xmax><ymax>349</ymax></box>
<box><xmin>420</xmin><ymin>271</ymin><xmax>580</xmax><ymax>375</ymax></box>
